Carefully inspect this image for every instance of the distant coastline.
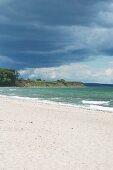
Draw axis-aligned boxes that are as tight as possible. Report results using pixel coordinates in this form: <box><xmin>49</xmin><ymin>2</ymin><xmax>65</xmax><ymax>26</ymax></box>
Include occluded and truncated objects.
<box><xmin>0</xmin><ymin>68</ymin><xmax>85</xmax><ymax>87</ymax></box>
<box><xmin>0</xmin><ymin>68</ymin><xmax>113</xmax><ymax>88</ymax></box>
<box><xmin>15</xmin><ymin>79</ymin><xmax>85</xmax><ymax>87</ymax></box>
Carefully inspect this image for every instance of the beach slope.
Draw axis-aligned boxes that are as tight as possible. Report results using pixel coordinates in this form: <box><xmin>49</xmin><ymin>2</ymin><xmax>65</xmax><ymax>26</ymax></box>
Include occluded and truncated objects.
<box><xmin>0</xmin><ymin>96</ymin><xmax>113</xmax><ymax>170</ymax></box>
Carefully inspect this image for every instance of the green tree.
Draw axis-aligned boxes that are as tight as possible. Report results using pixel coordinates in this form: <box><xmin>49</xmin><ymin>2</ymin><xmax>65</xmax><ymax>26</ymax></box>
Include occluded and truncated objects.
<box><xmin>0</xmin><ymin>68</ymin><xmax>19</xmax><ymax>86</ymax></box>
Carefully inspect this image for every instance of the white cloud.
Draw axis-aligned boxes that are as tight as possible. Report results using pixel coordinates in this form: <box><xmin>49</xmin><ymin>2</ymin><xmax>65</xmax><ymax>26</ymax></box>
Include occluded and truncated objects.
<box><xmin>19</xmin><ymin>64</ymin><xmax>89</xmax><ymax>81</ymax></box>
<box><xmin>19</xmin><ymin>62</ymin><xmax>113</xmax><ymax>84</ymax></box>
<box><xmin>105</xmin><ymin>68</ymin><xmax>113</xmax><ymax>76</ymax></box>
<box><xmin>19</xmin><ymin>70</ymin><xmax>29</xmax><ymax>75</ymax></box>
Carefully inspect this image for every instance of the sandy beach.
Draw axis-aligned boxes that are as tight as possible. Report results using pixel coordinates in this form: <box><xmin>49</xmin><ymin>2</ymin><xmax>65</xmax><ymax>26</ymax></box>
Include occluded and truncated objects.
<box><xmin>0</xmin><ymin>96</ymin><xmax>113</xmax><ymax>170</ymax></box>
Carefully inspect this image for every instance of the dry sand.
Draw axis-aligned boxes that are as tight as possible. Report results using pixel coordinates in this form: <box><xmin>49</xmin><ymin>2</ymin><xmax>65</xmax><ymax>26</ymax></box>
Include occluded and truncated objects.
<box><xmin>0</xmin><ymin>96</ymin><xmax>113</xmax><ymax>170</ymax></box>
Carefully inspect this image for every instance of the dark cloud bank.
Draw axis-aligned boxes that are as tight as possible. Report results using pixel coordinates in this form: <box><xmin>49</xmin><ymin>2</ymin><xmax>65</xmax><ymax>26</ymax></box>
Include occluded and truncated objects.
<box><xmin>0</xmin><ymin>0</ymin><xmax>113</xmax><ymax>69</ymax></box>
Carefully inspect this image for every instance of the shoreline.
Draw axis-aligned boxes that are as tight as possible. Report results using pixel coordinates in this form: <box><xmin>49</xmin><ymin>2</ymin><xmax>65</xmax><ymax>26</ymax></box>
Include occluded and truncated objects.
<box><xmin>0</xmin><ymin>94</ymin><xmax>113</xmax><ymax>113</ymax></box>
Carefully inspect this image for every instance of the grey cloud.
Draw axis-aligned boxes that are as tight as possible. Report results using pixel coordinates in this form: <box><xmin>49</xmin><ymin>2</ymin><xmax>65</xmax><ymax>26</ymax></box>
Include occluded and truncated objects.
<box><xmin>0</xmin><ymin>0</ymin><xmax>113</xmax><ymax>69</ymax></box>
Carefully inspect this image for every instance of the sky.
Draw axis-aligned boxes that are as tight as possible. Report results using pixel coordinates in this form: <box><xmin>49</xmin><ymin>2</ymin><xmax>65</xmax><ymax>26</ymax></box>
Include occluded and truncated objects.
<box><xmin>0</xmin><ymin>0</ymin><xmax>113</xmax><ymax>83</ymax></box>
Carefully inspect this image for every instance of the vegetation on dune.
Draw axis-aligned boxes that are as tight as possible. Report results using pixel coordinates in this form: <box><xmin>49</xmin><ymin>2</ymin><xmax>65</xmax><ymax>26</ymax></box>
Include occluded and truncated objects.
<box><xmin>0</xmin><ymin>68</ymin><xmax>84</xmax><ymax>87</ymax></box>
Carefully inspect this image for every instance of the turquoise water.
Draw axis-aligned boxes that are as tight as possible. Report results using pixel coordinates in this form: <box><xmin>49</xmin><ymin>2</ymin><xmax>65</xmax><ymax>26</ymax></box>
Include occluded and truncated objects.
<box><xmin>0</xmin><ymin>87</ymin><xmax>113</xmax><ymax>111</ymax></box>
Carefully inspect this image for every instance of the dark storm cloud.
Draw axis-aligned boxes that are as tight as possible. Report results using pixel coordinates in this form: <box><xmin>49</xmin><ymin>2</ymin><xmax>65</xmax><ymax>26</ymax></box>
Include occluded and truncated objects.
<box><xmin>3</xmin><ymin>0</ymin><xmax>111</xmax><ymax>26</ymax></box>
<box><xmin>0</xmin><ymin>0</ymin><xmax>113</xmax><ymax>69</ymax></box>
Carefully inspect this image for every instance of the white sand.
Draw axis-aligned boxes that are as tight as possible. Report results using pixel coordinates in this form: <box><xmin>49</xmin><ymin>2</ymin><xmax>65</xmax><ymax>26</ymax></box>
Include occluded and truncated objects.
<box><xmin>0</xmin><ymin>96</ymin><xmax>113</xmax><ymax>170</ymax></box>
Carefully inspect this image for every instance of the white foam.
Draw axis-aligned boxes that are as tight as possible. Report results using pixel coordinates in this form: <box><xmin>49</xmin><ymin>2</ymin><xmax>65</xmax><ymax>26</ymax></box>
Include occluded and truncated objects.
<box><xmin>82</xmin><ymin>100</ymin><xmax>109</xmax><ymax>105</ymax></box>
<box><xmin>9</xmin><ymin>95</ymin><xmax>40</xmax><ymax>100</ymax></box>
<box><xmin>89</xmin><ymin>105</ymin><xmax>113</xmax><ymax>112</ymax></box>
<box><xmin>0</xmin><ymin>94</ymin><xmax>113</xmax><ymax>112</ymax></box>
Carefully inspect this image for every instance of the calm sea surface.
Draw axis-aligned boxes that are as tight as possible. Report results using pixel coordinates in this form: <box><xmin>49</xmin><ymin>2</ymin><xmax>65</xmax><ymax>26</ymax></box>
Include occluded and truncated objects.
<box><xmin>0</xmin><ymin>87</ymin><xmax>113</xmax><ymax>111</ymax></box>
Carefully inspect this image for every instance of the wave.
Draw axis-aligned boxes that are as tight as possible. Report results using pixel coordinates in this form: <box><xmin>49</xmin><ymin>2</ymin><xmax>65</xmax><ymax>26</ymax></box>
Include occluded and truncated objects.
<box><xmin>82</xmin><ymin>100</ymin><xmax>109</xmax><ymax>105</ymax></box>
<box><xmin>8</xmin><ymin>96</ymin><xmax>113</xmax><ymax>112</ymax></box>
<box><xmin>0</xmin><ymin>94</ymin><xmax>113</xmax><ymax>112</ymax></box>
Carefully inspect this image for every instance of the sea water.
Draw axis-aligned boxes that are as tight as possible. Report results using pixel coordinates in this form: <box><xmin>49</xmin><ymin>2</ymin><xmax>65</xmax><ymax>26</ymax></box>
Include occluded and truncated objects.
<box><xmin>0</xmin><ymin>87</ymin><xmax>113</xmax><ymax>111</ymax></box>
